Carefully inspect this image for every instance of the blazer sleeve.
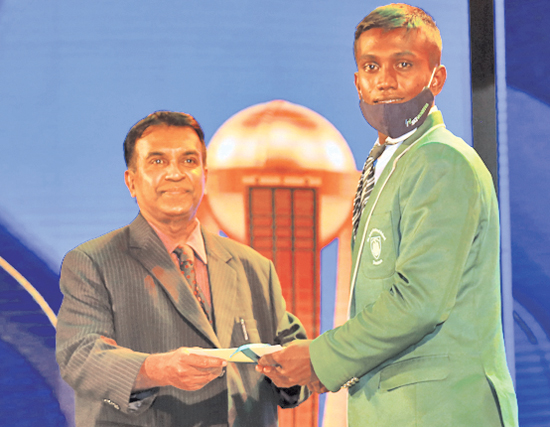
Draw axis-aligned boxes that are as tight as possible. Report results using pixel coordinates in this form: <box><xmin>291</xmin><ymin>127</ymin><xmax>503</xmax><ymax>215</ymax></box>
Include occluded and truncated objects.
<box><xmin>55</xmin><ymin>248</ymin><xmax>155</xmax><ymax>415</ymax></box>
<box><xmin>310</xmin><ymin>141</ymin><xmax>485</xmax><ymax>391</ymax></box>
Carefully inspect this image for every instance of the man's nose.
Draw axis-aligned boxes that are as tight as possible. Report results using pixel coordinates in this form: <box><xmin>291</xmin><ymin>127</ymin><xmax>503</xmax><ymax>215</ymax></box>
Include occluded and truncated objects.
<box><xmin>376</xmin><ymin>67</ymin><xmax>397</xmax><ymax>91</ymax></box>
<box><xmin>165</xmin><ymin>161</ymin><xmax>185</xmax><ymax>180</ymax></box>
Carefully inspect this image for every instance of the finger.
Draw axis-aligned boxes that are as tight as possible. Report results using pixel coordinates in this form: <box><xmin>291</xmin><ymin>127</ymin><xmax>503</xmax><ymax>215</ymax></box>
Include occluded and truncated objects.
<box><xmin>100</xmin><ymin>336</ymin><xmax>118</xmax><ymax>347</ymax></box>
<box><xmin>307</xmin><ymin>381</ymin><xmax>324</xmax><ymax>394</ymax></box>
<box><xmin>179</xmin><ymin>365</ymin><xmax>224</xmax><ymax>382</ymax></box>
<box><xmin>185</xmin><ymin>353</ymin><xmax>227</xmax><ymax>368</ymax></box>
<box><xmin>256</xmin><ymin>363</ymin><xmax>278</xmax><ymax>375</ymax></box>
<box><xmin>316</xmin><ymin>386</ymin><xmax>329</xmax><ymax>394</ymax></box>
<box><xmin>308</xmin><ymin>382</ymin><xmax>319</xmax><ymax>393</ymax></box>
<box><xmin>181</xmin><ymin>372</ymin><xmax>221</xmax><ymax>391</ymax></box>
<box><xmin>261</xmin><ymin>367</ymin><xmax>297</xmax><ymax>388</ymax></box>
<box><xmin>175</xmin><ymin>348</ymin><xmax>226</xmax><ymax>366</ymax></box>
<box><xmin>308</xmin><ymin>379</ymin><xmax>329</xmax><ymax>394</ymax></box>
<box><xmin>267</xmin><ymin>349</ymin><xmax>286</xmax><ymax>365</ymax></box>
<box><xmin>188</xmin><ymin>365</ymin><xmax>226</xmax><ymax>377</ymax></box>
<box><xmin>255</xmin><ymin>364</ymin><xmax>270</xmax><ymax>373</ymax></box>
<box><xmin>258</xmin><ymin>353</ymin><xmax>279</xmax><ymax>367</ymax></box>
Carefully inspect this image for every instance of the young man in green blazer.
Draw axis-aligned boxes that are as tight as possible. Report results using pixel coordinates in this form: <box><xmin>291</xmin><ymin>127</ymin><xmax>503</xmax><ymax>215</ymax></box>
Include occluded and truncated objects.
<box><xmin>257</xmin><ymin>4</ymin><xmax>518</xmax><ymax>426</ymax></box>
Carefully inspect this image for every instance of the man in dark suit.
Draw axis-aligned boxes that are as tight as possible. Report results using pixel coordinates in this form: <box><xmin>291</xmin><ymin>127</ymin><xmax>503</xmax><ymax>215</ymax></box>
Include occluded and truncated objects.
<box><xmin>56</xmin><ymin>111</ymin><xmax>308</xmax><ymax>427</ymax></box>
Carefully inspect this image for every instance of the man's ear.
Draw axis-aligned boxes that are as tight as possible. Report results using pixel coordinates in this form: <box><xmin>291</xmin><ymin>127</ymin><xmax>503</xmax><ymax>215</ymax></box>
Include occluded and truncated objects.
<box><xmin>124</xmin><ymin>169</ymin><xmax>136</xmax><ymax>198</ymax></box>
<box><xmin>430</xmin><ymin>65</ymin><xmax>447</xmax><ymax>97</ymax></box>
<box><xmin>354</xmin><ymin>71</ymin><xmax>362</xmax><ymax>99</ymax></box>
<box><xmin>203</xmin><ymin>166</ymin><xmax>208</xmax><ymax>194</ymax></box>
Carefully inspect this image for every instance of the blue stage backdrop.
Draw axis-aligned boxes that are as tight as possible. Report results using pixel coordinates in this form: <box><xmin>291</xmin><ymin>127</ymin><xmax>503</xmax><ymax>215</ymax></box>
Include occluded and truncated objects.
<box><xmin>0</xmin><ymin>1</ymin><xmax>547</xmax><ymax>426</ymax></box>
<box><xmin>504</xmin><ymin>0</ymin><xmax>550</xmax><ymax>425</ymax></box>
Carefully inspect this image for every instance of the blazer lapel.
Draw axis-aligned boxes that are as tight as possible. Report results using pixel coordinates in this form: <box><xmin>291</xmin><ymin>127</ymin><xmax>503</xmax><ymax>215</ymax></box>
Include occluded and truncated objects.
<box><xmin>350</xmin><ymin>111</ymin><xmax>446</xmax><ymax>316</ymax></box>
<box><xmin>127</xmin><ymin>214</ymin><xmax>220</xmax><ymax>348</ymax></box>
<box><xmin>356</xmin><ymin>111</ymin><xmax>446</xmax><ymax>241</ymax></box>
<box><xmin>202</xmin><ymin>229</ymin><xmax>238</xmax><ymax>349</ymax></box>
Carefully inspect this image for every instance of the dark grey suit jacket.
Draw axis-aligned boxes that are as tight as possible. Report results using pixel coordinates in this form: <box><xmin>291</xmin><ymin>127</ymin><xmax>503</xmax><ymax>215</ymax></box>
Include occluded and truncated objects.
<box><xmin>56</xmin><ymin>214</ymin><xmax>307</xmax><ymax>427</ymax></box>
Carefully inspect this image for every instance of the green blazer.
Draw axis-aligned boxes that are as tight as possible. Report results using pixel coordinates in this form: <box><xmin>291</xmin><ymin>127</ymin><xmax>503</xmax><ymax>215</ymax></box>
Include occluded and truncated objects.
<box><xmin>311</xmin><ymin>112</ymin><xmax>518</xmax><ymax>427</ymax></box>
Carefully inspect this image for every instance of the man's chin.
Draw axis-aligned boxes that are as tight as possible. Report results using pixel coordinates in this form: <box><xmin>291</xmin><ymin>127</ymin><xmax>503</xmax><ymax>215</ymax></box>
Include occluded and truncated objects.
<box><xmin>141</xmin><ymin>206</ymin><xmax>197</xmax><ymax>225</ymax></box>
<box><xmin>161</xmin><ymin>209</ymin><xmax>196</xmax><ymax>221</ymax></box>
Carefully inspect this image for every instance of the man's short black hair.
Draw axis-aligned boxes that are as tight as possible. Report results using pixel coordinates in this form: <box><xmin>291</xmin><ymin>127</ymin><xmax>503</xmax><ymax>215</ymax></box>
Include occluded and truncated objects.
<box><xmin>123</xmin><ymin>111</ymin><xmax>207</xmax><ymax>169</ymax></box>
<box><xmin>354</xmin><ymin>3</ymin><xmax>442</xmax><ymax>67</ymax></box>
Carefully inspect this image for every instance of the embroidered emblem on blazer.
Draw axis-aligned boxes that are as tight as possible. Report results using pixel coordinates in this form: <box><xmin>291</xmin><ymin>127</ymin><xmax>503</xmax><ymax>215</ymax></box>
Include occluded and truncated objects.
<box><xmin>368</xmin><ymin>228</ymin><xmax>386</xmax><ymax>265</ymax></box>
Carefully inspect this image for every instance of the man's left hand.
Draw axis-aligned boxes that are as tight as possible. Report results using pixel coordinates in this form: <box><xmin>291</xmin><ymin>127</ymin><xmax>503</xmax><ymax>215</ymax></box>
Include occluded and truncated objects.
<box><xmin>307</xmin><ymin>379</ymin><xmax>329</xmax><ymax>394</ymax></box>
<box><xmin>255</xmin><ymin>339</ymin><xmax>326</xmax><ymax>392</ymax></box>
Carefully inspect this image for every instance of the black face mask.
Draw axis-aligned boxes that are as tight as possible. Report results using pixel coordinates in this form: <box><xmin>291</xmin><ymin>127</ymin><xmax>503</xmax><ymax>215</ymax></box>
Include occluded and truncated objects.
<box><xmin>359</xmin><ymin>68</ymin><xmax>437</xmax><ymax>139</ymax></box>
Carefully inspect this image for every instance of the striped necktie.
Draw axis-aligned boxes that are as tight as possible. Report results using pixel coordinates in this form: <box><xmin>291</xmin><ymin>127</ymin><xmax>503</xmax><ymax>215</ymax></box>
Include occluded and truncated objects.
<box><xmin>351</xmin><ymin>142</ymin><xmax>396</xmax><ymax>239</ymax></box>
<box><xmin>173</xmin><ymin>245</ymin><xmax>212</xmax><ymax>324</ymax></box>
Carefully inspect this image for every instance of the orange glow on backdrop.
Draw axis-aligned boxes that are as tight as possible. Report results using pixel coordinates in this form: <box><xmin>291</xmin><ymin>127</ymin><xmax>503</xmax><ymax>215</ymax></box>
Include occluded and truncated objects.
<box><xmin>199</xmin><ymin>100</ymin><xmax>359</xmax><ymax>426</ymax></box>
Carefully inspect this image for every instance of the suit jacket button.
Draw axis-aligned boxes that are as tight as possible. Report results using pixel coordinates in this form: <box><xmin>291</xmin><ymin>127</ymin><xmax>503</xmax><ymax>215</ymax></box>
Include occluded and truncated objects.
<box><xmin>343</xmin><ymin>377</ymin><xmax>359</xmax><ymax>389</ymax></box>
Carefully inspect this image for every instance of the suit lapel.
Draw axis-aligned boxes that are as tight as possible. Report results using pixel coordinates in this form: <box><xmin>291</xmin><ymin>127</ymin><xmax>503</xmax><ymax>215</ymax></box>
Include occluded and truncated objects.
<box><xmin>127</xmin><ymin>214</ymin><xmax>220</xmax><ymax>348</ymax></box>
<box><xmin>202</xmin><ymin>229</ymin><xmax>238</xmax><ymax>349</ymax></box>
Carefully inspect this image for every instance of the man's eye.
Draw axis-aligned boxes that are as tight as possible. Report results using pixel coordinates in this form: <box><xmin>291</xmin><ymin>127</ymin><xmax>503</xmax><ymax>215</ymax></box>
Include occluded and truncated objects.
<box><xmin>364</xmin><ymin>63</ymin><xmax>378</xmax><ymax>71</ymax></box>
<box><xmin>397</xmin><ymin>62</ymin><xmax>412</xmax><ymax>69</ymax></box>
<box><xmin>152</xmin><ymin>159</ymin><xmax>163</xmax><ymax>164</ymax></box>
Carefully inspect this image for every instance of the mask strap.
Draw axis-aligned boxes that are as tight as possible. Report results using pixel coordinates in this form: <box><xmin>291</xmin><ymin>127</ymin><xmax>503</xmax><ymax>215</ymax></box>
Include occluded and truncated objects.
<box><xmin>427</xmin><ymin>66</ymin><xmax>438</xmax><ymax>88</ymax></box>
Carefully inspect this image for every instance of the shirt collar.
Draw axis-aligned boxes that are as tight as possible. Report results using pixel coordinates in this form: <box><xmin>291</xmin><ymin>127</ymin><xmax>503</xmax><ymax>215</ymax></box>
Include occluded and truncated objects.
<box><xmin>149</xmin><ymin>218</ymin><xmax>208</xmax><ymax>264</ymax></box>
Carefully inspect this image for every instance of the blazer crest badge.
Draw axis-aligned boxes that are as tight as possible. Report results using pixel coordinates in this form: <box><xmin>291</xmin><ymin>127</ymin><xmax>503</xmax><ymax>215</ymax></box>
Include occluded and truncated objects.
<box><xmin>368</xmin><ymin>228</ymin><xmax>386</xmax><ymax>265</ymax></box>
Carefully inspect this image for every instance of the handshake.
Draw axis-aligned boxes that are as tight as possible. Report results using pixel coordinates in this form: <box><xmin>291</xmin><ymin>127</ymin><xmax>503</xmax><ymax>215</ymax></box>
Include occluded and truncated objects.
<box><xmin>255</xmin><ymin>339</ymin><xmax>329</xmax><ymax>394</ymax></box>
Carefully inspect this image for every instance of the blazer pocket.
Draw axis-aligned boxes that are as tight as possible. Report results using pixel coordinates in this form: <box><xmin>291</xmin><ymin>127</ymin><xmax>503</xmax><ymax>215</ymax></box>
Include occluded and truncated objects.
<box><xmin>379</xmin><ymin>355</ymin><xmax>450</xmax><ymax>391</ymax></box>
<box><xmin>358</xmin><ymin>211</ymin><xmax>397</xmax><ymax>279</ymax></box>
<box><xmin>233</xmin><ymin>317</ymin><xmax>260</xmax><ymax>345</ymax></box>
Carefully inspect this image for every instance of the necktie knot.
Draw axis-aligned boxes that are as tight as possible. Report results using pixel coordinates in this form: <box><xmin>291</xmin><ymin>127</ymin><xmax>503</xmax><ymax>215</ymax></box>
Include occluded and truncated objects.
<box><xmin>173</xmin><ymin>245</ymin><xmax>194</xmax><ymax>266</ymax></box>
<box><xmin>173</xmin><ymin>245</ymin><xmax>211</xmax><ymax>324</ymax></box>
<box><xmin>368</xmin><ymin>143</ymin><xmax>387</xmax><ymax>161</ymax></box>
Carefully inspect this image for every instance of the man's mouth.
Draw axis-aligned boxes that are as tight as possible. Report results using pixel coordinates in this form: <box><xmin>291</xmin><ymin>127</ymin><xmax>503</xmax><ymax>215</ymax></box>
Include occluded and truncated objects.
<box><xmin>161</xmin><ymin>188</ymin><xmax>190</xmax><ymax>195</ymax></box>
<box><xmin>374</xmin><ymin>98</ymin><xmax>404</xmax><ymax>104</ymax></box>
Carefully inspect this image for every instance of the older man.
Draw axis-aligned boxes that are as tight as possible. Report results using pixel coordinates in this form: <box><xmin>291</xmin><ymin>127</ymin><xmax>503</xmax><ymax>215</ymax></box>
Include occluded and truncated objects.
<box><xmin>56</xmin><ymin>111</ymin><xmax>307</xmax><ymax>427</ymax></box>
<box><xmin>257</xmin><ymin>4</ymin><xmax>518</xmax><ymax>427</ymax></box>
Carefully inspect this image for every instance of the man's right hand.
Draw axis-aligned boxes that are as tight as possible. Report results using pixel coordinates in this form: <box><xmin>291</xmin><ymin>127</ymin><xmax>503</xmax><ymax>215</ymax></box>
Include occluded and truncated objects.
<box><xmin>135</xmin><ymin>347</ymin><xmax>227</xmax><ymax>391</ymax></box>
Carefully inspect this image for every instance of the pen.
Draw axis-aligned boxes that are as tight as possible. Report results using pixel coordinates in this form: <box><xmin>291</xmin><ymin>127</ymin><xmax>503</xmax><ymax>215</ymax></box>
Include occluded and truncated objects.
<box><xmin>240</xmin><ymin>318</ymin><xmax>249</xmax><ymax>341</ymax></box>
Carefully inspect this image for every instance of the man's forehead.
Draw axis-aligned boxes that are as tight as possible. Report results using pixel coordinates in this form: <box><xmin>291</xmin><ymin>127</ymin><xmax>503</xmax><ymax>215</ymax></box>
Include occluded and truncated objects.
<box><xmin>359</xmin><ymin>27</ymin><xmax>428</xmax><ymax>45</ymax></box>
<box><xmin>139</xmin><ymin>124</ymin><xmax>185</xmax><ymax>138</ymax></box>
<box><xmin>138</xmin><ymin>125</ymin><xmax>196</xmax><ymax>143</ymax></box>
<box><xmin>356</xmin><ymin>27</ymin><xmax>434</xmax><ymax>58</ymax></box>
<box><xmin>136</xmin><ymin>127</ymin><xmax>200</xmax><ymax>152</ymax></box>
